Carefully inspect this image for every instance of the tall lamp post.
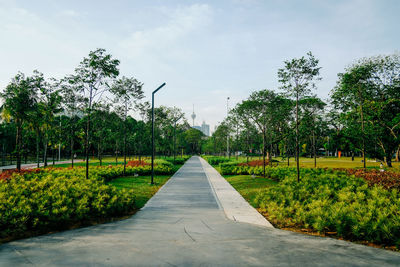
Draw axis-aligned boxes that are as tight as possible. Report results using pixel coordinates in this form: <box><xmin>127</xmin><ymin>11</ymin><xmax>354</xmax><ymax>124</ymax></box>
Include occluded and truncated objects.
<box><xmin>151</xmin><ymin>82</ymin><xmax>166</xmax><ymax>185</ymax></box>
<box><xmin>227</xmin><ymin>97</ymin><xmax>230</xmax><ymax>158</ymax></box>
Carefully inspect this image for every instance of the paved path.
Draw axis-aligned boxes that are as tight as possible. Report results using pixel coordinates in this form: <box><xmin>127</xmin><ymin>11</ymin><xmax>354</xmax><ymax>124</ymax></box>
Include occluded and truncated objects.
<box><xmin>0</xmin><ymin>160</ymin><xmax>84</xmax><ymax>171</ymax></box>
<box><xmin>1</xmin><ymin>156</ymin><xmax>400</xmax><ymax>266</ymax></box>
<box><xmin>200</xmin><ymin>157</ymin><xmax>273</xmax><ymax>227</ymax></box>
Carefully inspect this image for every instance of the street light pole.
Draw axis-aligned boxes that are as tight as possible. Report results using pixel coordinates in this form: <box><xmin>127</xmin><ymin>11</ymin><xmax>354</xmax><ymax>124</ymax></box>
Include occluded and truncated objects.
<box><xmin>227</xmin><ymin>97</ymin><xmax>230</xmax><ymax>158</ymax></box>
<box><xmin>151</xmin><ymin>82</ymin><xmax>166</xmax><ymax>185</ymax></box>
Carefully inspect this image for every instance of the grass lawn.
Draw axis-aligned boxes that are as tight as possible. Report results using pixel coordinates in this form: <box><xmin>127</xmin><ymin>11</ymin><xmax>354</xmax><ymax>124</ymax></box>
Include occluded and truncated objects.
<box><xmin>279</xmin><ymin>156</ymin><xmax>400</xmax><ymax>169</ymax></box>
<box><xmin>48</xmin><ymin>156</ymin><xmax>185</xmax><ymax>169</ymax></box>
<box><xmin>225</xmin><ymin>175</ymin><xmax>277</xmax><ymax>206</ymax></box>
<box><xmin>48</xmin><ymin>156</ymin><xmax>150</xmax><ymax>168</ymax></box>
<box><xmin>217</xmin><ymin>156</ymin><xmax>400</xmax><ymax>170</ymax></box>
<box><xmin>107</xmin><ymin>175</ymin><xmax>170</xmax><ymax>208</ymax></box>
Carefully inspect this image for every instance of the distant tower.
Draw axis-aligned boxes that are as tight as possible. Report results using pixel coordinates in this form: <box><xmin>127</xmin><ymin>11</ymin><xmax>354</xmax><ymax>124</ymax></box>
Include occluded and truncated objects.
<box><xmin>191</xmin><ymin>104</ymin><xmax>196</xmax><ymax>127</ymax></box>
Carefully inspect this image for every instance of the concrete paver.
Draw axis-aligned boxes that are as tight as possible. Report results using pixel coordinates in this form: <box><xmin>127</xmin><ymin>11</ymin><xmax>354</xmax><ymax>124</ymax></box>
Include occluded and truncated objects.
<box><xmin>0</xmin><ymin>156</ymin><xmax>399</xmax><ymax>266</ymax></box>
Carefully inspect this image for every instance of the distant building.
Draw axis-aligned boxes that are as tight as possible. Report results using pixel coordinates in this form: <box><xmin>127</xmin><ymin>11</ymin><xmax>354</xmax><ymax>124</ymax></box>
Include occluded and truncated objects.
<box><xmin>201</xmin><ymin>121</ymin><xmax>210</xmax><ymax>136</ymax></box>
<box><xmin>190</xmin><ymin>104</ymin><xmax>210</xmax><ymax>136</ymax></box>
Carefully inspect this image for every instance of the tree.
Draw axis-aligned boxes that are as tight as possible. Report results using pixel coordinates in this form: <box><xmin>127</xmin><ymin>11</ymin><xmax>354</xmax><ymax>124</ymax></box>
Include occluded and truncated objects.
<box><xmin>332</xmin><ymin>54</ymin><xmax>400</xmax><ymax>167</ymax></box>
<box><xmin>60</xmin><ymin>78</ymin><xmax>84</xmax><ymax>167</ymax></box>
<box><xmin>71</xmin><ymin>48</ymin><xmax>120</xmax><ymax>178</ymax></box>
<box><xmin>299</xmin><ymin>96</ymin><xmax>326</xmax><ymax>167</ymax></box>
<box><xmin>211</xmin><ymin>122</ymin><xmax>230</xmax><ymax>156</ymax></box>
<box><xmin>37</xmin><ymin>78</ymin><xmax>62</xmax><ymax>167</ymax></box>
<box><xmin>278</xmin><ymin>51</ymin><xmax>321</xmax><ymax>182</ymax></box>
<box><xmin>0</xmin><ymin>72</ymin><xmax>40</xmax><ymax>170</ymax></box>
<box><xmin>111</xmin><ymin>76</ymin><xmax>144</xmax><ymax>175</ymax></box>
<box><xmin>236</xmin><ymin>89</ymin><xmax>291</xmax><ymax>177</ymax></box>
<box><xmin>185</xmin><ymin>128</ymin><xmax>204</xmax><ymax>154</ymax></box>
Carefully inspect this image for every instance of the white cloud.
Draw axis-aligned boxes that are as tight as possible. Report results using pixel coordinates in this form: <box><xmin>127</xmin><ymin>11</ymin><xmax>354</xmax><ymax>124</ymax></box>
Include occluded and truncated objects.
<box><xmin>118</xmin><ymin>4</ymin><xmax>212</xmax><ymax>61</ymax></box>
<box><xmin>60</xmin><ymin>9</ymin><xmax>80</xmax><ymax>17</ymax></box>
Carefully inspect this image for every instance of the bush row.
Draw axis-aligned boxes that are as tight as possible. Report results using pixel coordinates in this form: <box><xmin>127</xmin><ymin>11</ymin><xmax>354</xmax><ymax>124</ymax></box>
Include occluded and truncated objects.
<box><xmin>163</xmin><ymin>156</ymin><xmax>190</xmax><ymax>165</ymax></box>
<box><xmin>0</xmin><ymin>163</ymin><xmax>176</xmax><ymax>240</ymax></box>
<box><xmin>253</xmin><ymin>171</ymin><xmax>400</xmax><ymax>246</ymax></box>
<box><xmin>0</xmin><ymin>173</ymin><xmax>134</xmax><ymax>239</ymax></box>
<box><xmin>219</xmin><ymin>163</ymin><xmax>342</xmax><ymax>178</ymax></box>
<box><xmin>202</xmin><ymin>156</ymin><xmax>233</xmax><ymax>165</ymax></box>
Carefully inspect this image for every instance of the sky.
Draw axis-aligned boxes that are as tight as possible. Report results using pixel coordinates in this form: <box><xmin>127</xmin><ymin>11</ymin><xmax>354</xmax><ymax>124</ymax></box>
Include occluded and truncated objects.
<box><xmin>0</xmin><ymin>0</ymin><xmax>399</xmax><ymax>132</ymax></box>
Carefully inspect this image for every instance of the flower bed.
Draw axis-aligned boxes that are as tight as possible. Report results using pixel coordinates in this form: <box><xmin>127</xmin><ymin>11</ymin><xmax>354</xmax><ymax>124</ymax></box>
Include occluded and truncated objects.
<box><xmin>0</xmin><ymin>168</ymin><xmax>42</xmax><ymax>181</ymax></box>
<box><xmin>342</xmin><ymin>168</ymin><xmax>400</xmax><ymax>190</ymax></box>
<box><xmin>238</xmin><ymin>160</ymin><xmax>270</xmax><ymax>166</ymax></box>
<box><xmin>126</xmin><ymin>160</ymin><xmax>151</xmax><ymax>167</ymax></box>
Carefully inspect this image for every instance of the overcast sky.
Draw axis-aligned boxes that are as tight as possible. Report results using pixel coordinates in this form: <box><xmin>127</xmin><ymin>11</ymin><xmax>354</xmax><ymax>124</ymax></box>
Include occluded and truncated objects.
<box><xmin>1</xmin><ymin>0</ymin><xmax>399</xmax><ymax>131</ymax></box>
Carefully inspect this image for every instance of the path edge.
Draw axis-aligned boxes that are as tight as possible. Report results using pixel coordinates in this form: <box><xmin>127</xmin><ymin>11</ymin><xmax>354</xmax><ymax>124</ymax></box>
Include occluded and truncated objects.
<box><xmin>199</xmin><ymin>157</ymin><xmax>274</xmax><ymax>228</ymax></box>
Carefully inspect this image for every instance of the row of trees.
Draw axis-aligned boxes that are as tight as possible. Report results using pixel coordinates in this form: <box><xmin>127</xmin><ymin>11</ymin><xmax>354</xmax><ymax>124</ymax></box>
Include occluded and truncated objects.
<box><xmin>0</xmin><ymin>49</ymin><xmax>206</xmax><ymax>177</ymax></box>
<box><xmin>2</xmin><ymin>49</ymin><xmax>398</xmax><ymax>181</ymax></box>
<box><xmin>204</xmin><ymin>53</ymin><xmax>400</xmax><ymax>179</ymax></box>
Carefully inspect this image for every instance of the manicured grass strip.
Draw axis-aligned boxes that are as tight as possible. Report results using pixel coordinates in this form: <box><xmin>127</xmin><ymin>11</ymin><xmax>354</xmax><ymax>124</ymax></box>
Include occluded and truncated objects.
<box><xmin>225</xmin><ymin>175</ymin><xmax>277</xmax><ymax>206</ymax></box>
<box><xmin>108</xmin><ymin>175</ymin><xmax>170</xmax><ymax>208</ymax></box>
<box><xmin>203</xmin><ymin>156</ymin><xmax>400</xmax><ymax>170</ymax></box>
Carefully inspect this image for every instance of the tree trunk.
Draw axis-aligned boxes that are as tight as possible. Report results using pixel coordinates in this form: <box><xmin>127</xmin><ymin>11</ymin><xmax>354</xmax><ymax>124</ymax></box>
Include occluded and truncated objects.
<box><xmin>43</xmin><ymin>136</ymin><xmax>48</xmax><ymax>167</ymax></box>
<box><xmin>263</xmin><ymin>130</ymin><xmax>266</xmax><ymax>178</ymax></box>
<box><xmin>16</xmin><ymin>123</ymin><xmax>22</xmax><ymax>171</ymax></box>
<box><xmin>313</xmin><ymin>129</ymin><xmax>316</xmax><ymax>168</ymax></box>
<box><xmin>98</xmin><ymin>143</ymin><xmax>102</xmax><ymax>166</ymax></box>
<box><xmin>287</xmin><ymin>143</ymin><xmax>290</xmax><ymax>167</ymax></box>
<box><xmin>70</xmin><ymin>133</ymin><xmax>74</xmax><ymax>168</ymax></box>
<box><xmin>295</xmin><ymin>91</ymin><xmax>300</xmax><ymax>182</ymax></box>
<box><xmin>85</xmin><ymin>114</ymin><xmax>91</xmax><ymax>179</ymax></box>
<box><xmin>396</xmin><ymin>146</ymin><xmax>400</xmax><ymax>162</ymax></box>
<box><xmin>385</xmin><ymin>151</ymin><xmax>393</xmax><ymax>167</ymax></box>
<box><xmin>359</xmin><ymin>91</ymin><xmax>366</xmax><ymax>169</ymax></box>
<box><xmin>36</xmin><ymin>130</ymin><xmax>40</xmax><ymax>168</ymax></box>
<box><xmin>115</xmin><ymin>141</ymin><xmax>118</xmax><ymax>164</ymax></box>
<box><xmin>1</xmin><ymin>143</ymin><xmax>5</xmax><ymax>166</ymax></box>
<box><xmin>123</xmin><ymin>122</ymin><xmax>127</xmax><ymax>176</ymax></box>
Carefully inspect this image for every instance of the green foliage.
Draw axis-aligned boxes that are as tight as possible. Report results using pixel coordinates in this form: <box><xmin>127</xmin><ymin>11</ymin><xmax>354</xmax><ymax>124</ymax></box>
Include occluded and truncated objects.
<box><xmin>0</xmin><ymin>163</ymin><xmax>176</xmax><ymax>240</ymax></box>
<box><xmin>331</xmin><ymin>54</ymin><xmax>400</xmax><ymax>167</ymax></box>
<box><xmin>108</xmin><ymin>175</ymin><xmax>170</xmax><ymax>208</ymax></box>
<box><xmin>163</xmin><ymin>156</ymin><xmax>190</xmax><ymax>165</ymax></box>
<box><xmin>0</xmin><ymin>171</ymin><xmax>134</xmax><ymax>239</ymax></box>
<box><xmin>220</xmin><ymin>163</ymin><xmax>298</xmax><ymax>178</ymax></box>
<box><xmin>202</xmin><ymin>156</ymin><xmax>232</xmax><ymax>165</ymax></box>
<box><xmin>250</xmin><ymin>169</ymin><xmax>400</xmax><ymax>246</ymax></box>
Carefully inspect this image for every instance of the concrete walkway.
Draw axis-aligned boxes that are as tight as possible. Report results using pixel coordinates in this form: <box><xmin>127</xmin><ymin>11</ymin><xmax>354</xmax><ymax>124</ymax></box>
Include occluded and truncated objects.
<box><xmin>0</xmin><ymin>159</ymin><xmax>84</xmax><ymax>171</ymax></box>
<box><xmin>0</xmin><ymin>156</ymin><xmax>399</xmax><ymax>266</ymax></box>
<box><xmin>200</xmin><ymin>157</ymin><xmax>273</xmax><ymax>227</ymax></box>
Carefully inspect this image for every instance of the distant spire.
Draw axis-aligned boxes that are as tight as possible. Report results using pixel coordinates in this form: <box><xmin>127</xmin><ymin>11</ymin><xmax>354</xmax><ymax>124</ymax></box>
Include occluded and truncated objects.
<box><xmin>191</xmin><ymin>104</ymin><xmax>196</xmax><ymax>127</ymax></box>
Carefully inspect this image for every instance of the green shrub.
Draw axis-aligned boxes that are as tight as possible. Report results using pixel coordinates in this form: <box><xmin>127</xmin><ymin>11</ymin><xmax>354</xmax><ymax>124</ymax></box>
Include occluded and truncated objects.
<box><xmin>202</xmin><ymin>156</ymin><xmax>233</xmax><ymax>165</ymax></box>
<box><xmin>253</xmin><ymin>171</ymin><xmax>400</xmax><ymax>246</ymax></box>
<box><xmin>163</xmin><ymin>156</ymin><xmax>190</xmax><ymax>165</ymax></box>
<box><xmin>0</xmin><ymin>172</ymin><xmax>134</xmax><ymax>239</ymax></box>
<box><xmin>0</xmin><ymin>163</ymin><xmax>176</xmax><ymax>240</ymax></box>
